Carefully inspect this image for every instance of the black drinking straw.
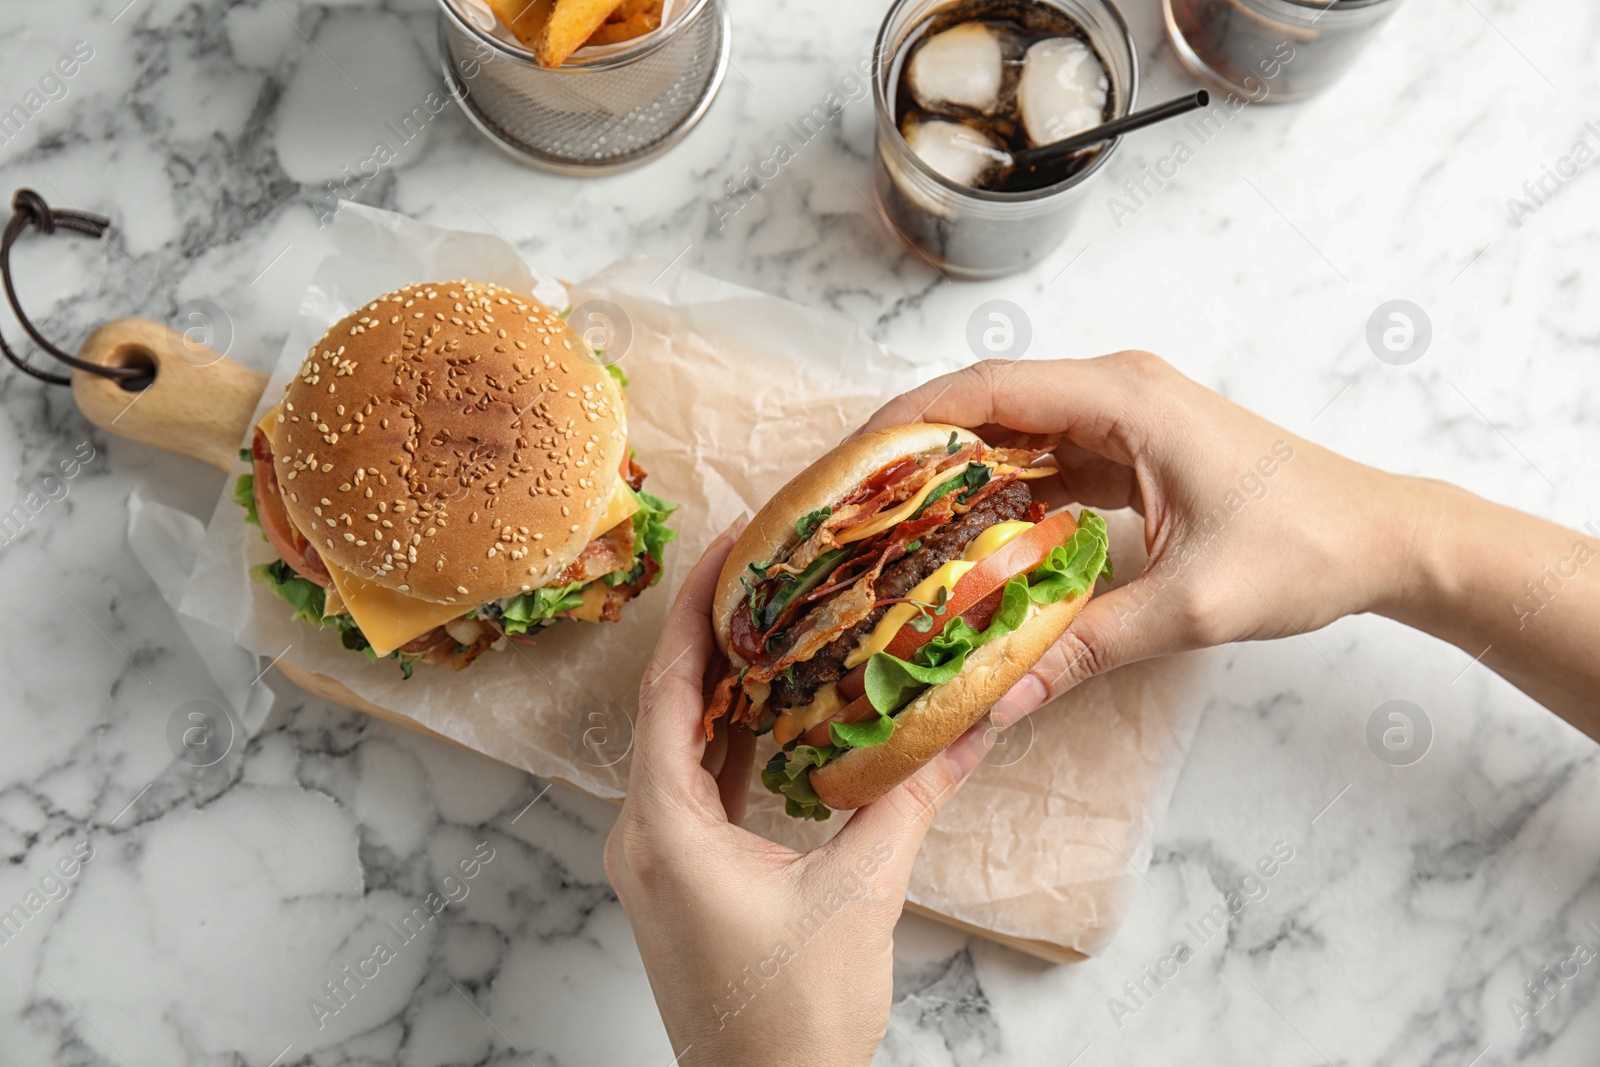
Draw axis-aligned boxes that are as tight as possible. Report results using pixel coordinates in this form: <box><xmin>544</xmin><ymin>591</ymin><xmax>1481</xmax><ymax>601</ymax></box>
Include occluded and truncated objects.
<box><xmin>991</xmin><ymin>90</ymin><xmax>1211</xmax><ymax>190</ymax></box>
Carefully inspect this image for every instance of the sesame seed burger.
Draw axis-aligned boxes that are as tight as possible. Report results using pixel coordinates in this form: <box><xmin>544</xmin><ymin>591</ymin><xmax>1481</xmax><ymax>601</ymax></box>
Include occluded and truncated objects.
<box><xmin>234</xmin><ymin>280</ymin><xmax>677</xmax><ymax>675</ymax></box>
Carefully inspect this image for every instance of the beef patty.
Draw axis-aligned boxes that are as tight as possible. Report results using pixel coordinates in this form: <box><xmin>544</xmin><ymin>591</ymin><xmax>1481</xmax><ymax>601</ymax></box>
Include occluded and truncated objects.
<box><xmin>767</xmin><ymin>480</ymin><xmax>1033</xmax><ymax>713</ymax></box>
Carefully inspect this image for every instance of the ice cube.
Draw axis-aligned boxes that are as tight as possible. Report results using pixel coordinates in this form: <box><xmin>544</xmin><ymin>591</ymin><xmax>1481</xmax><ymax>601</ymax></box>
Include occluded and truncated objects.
<box><xmin>1018</xmin><ymin>37</ymin><xmax>1108</xmax><ymax>146</ymax></box>
<box><xmin>908</xmin><ymin>22</ymin><xmax>1004</xmax><ymax>113</ymax></box>
<box><xmin>902</xmin><ymin>118</ymin><xmax>1010</xmax><ymax>188</ymax></box>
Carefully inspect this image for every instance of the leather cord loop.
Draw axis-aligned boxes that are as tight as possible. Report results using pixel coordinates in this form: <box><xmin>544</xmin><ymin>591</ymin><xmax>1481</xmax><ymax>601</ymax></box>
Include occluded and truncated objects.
<box><xmin>0</xmin><ymin>188</ymin><xmax>146</xmax><ymax>387</ymax></box>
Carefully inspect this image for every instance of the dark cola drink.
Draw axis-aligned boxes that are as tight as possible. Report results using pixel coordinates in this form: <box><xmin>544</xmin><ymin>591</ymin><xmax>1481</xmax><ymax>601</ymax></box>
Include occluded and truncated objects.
<box><xmin>1165</xmin><ymin>0</ymin><xmax>1402</xmax><ymax>104</ymax></box>
<box><xmin>872</xmin><ymin>0</ymin><xmax>1136</xmax><ymax>279</ymax></box>
<box><xmin>896</xmin><ymin>0</ymin><xmax>1112</xmax><ymax>192</ymax></box>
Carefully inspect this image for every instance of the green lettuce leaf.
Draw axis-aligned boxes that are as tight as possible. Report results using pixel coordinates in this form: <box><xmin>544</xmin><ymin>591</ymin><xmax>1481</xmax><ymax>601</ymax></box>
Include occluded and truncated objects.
<box><xmin>760</xmin><ymin>747</ymin><xmax>835</xmax><ymax>821</ymax></box>
<box><xmin>234</xmin><ymin>473</ymin><xmax>261</xmax><ymax>531</ymax></box>
<box><xmin>498</xmin><ymin>581</ymin><xmax>587</xmax><ymax>635</ymax></box>
<box><xmin>492</xmin><ymin>486</ymin><xmax>680</xmax><ymax>625</ymax></box>
<box><xmin>250</xmin><ymin>559</ymin><xmax>416</xmax><ymax>677</ymax></box>
<box><xmin>853</xmin><ymin>509</ymin><xmax>1114</xmax><ymax>739</ymax></box>
<box><xmin>1026</xmin><ymin>510</ymin><xmax>1113</xmax><ymax>603</ymax></box>
<box><xmin>250</xmin><ymin>559</ymin><xmax>326</xmax><ymax>625</ymax></box>
<box><xmin>830</xmin><ymin>711</ymin><xmax>895</xmax><ymax>749</ymax></box>
<box><xmin>632</xmin><ymin>488</ymin><xmax>678</xmax><ymax>567</ymax></box>
<box><xmin>796</xmin><ymin>505</ymin><xmax>832</xmax><ymax>539</ymax></box>
<box><xmin>862</xmin><ymin>578</ymin><xmax>1032</xmax><ymax>721</ymax></box>
<box><xmin>604</xmin><ymin>362</ymin><xmax>629</xmax><ymax>389</ymax></box>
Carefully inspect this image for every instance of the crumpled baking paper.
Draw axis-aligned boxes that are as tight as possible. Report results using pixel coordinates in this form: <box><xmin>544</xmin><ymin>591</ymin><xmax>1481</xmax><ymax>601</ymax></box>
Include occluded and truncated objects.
<box><xmin>168</xmin><ymin>203</ymin><xmax>1212</xmax><ymax>959</ymax></box>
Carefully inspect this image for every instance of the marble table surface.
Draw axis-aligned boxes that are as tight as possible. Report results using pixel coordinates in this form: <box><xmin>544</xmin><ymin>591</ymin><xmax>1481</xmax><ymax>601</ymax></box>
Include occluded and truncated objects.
<box><xmin>2</xmin><ymin>0</ymin><xmax>1598</xmax><ymax>1064</ymax></box>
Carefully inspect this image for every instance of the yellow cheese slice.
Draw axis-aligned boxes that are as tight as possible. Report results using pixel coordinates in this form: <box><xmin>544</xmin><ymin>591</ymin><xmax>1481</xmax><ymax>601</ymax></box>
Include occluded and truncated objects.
<box><xmin>322</xmin><ymin>585</ymin><xmax>346</xmax><ymax>621</ymax></box>
<box><xmin>838</xmin><ymin>471</ymin><xmax>956</xmax><ymax>544</ymax></box>
<box><xmin>843</xmin><ymin>520</ymin><xmax>1035</xmax><ymax>668</ymax></box>
<box><xmin>566</xmin><ymin>582</ymin><xmax>610</xmax><ymax>623</ymax></box>
<box><xmin>322</xmin><ymin>562</ymin><xmax>469</xmax><ymax>657</ymax></box>
<box><xmin>835</xmin><ymin>463</ymin><xmax>1055</xmax><ymax>545</ymax></box>
<box><xmin>772</xmin><ymin>683</ymin><xmax>846</xmax><ymax>747</ymax></box>
<box><xmin>255</xmin><ymin>400</ymin><xmax>283</xmax><ymax>441</ymax></box>
<box><xmin>844</xmin><ymin>559</ymin><xmax>975</xmax><ymax>668</ymax></box>
<box><xmin>992</xmin><ymin>464</ymin><xmax>1059</xmax><ymax>480</ymax></box>
<box><xmin>596</xmin><ymin>480</ymin><xmax>640</xmax><ymax>536</ymax></box>
<box><xmin>961</xmin><ymin>521</ymin><xmax>1033</xmax><ymax>562</ymax></box>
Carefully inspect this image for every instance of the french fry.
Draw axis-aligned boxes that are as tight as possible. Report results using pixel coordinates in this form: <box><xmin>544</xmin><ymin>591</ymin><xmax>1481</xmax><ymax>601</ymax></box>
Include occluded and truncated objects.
<box><xmin>481</xmin><ymin>0</ymin><xmax>554</xmax><ymax>51</ymax></box>
<box><xmin>585</xmin><ymin>9</ymin><xmax>660</xmax><ymax>46</ymax></box>
<box><xmin>611</xmin><ymin>0</ymin><xmax>660</xmax><ymax>19</ymax></box>
<box><xmin>535</xmin><ymin>0</ymin><xmax>627</xmax><ymax>67</ymax></box>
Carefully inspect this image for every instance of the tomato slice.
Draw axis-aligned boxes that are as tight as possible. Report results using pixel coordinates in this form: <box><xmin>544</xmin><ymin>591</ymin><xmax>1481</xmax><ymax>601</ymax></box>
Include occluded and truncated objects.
<box><xmin>832</xmin><ymin>582</ymin><xmax>1002</xmax><ymax>706</ymax></box>
<box><xmin>879</xmin><ymin>510</ymin><xmax>1079</xmax><ymax>663</ymax></box>
<box><xmin>251</xmin><ymin>428</ymin><xmax>332</xmax><ymax>587</ymax></box>
<box><xmin>799</xmin><ymin>512</ymin><xmax>1083</xmax><ymax>749</ymax></box>
<box><xmin>801</xmin><ymin>693</ymin><xmax>877</xmax><ymax>748</ymax></box>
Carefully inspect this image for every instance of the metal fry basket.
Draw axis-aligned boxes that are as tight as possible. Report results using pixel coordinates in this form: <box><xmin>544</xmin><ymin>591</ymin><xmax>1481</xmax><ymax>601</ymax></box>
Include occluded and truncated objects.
<box><xmin>438</xmin><ymin>0</ymin><xmax>730</xmax><ymax>174</ymax></box>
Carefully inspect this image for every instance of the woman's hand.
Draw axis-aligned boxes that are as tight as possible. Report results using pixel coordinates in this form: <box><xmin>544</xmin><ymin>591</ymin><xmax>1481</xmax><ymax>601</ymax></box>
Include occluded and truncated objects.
<box><xmin>862</xmin><ymin>353</ymin><xmax>1600</xmax><ymax>731</ymax></box>
<box><xmin>605</xmin><ymin>525</ymin><xmax>995</xmax><ymax>1067</ymax></box>
<box><xmin>862</xmin><ymin>352</ymin><xmax>1408</xmax><ymax>719</ymax></box>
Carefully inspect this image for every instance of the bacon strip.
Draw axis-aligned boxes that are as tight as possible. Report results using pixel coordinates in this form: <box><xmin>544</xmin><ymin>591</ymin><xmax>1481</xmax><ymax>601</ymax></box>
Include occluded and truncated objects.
<box><xmin>776</xmin><ymin>442</ymin><xmax>1054</xmax><ymax>575</ymax></box>
<box><xmin>743</xmin><ymin>492</ymin><xmax>960</xmax><ymax>687</ymax></box>
<box><xmin>552</xmin><ymin>519</ymin><xmax>637</xmax><ymax>586</ymax></box>
<box><xmin>395</xmin><ymin>616</ymin><xmax>502</xmax><ymax>671</ymax></box>
<box><xmin>703</xmin><ymin>669</ymin><xmax>741</xmax><ymax>740</ymax></box>
<box><xmin>700</xmin><ymin>441</ymin><xmax>1059</xmax><ymax>735</ymax></box>
<box><xmin>777</xmin><ymin>444</ymin><xmax>977</xmax><ymax>574</ymax></box>
<box><xmin>593</xmin><ymin>553</ymin><xmax>660</xmax><ymax>622</ymax></box>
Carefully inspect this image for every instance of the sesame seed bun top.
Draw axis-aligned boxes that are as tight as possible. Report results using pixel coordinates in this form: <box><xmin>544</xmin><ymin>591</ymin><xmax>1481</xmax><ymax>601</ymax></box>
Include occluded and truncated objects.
<box><xmin>266</xmin><ymin>280</ymin><xmax>628</xmax><ymax>606</ymax></box>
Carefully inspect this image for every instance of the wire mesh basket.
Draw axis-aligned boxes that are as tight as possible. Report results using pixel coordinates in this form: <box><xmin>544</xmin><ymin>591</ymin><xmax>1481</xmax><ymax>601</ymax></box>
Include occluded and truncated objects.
<box><xmin>438</xmin><ymin>0</ymin><xmax>730</xmax><ymax>174</ymax></box>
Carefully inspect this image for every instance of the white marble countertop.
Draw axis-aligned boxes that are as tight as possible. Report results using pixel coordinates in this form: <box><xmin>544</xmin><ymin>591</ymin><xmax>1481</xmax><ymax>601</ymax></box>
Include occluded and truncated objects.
<box><xmin>2</xmin><ymin>0</ymin><xmax>1598</xmax><ymax>1064</ymax></box>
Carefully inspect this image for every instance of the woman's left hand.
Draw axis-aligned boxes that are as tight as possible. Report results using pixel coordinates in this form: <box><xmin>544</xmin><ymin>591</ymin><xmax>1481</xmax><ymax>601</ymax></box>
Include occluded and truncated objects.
<box><xmin>605</xmin><ymin>523</ymin><xmax>994</xmax><ymax>1067</ymax></box>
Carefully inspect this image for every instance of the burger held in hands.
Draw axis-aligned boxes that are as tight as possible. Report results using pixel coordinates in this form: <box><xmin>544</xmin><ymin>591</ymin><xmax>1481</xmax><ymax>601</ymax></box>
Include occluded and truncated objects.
<box><xmin>235</xmin><ymin>280</ymin><xmax>677</xmax><ymax>676</ymax></box>
<box><xmin>706</xmin><ymin>424</ymin><xmax>1112</xmax><ymax>820</ymax></box>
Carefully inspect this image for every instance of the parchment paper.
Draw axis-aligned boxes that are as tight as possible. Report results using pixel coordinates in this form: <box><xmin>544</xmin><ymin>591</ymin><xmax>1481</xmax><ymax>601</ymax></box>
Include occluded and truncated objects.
<box><xmin>178</xmin><ymin>204</ymin><xmax>1212</xmax><ymax>958</ymax></box>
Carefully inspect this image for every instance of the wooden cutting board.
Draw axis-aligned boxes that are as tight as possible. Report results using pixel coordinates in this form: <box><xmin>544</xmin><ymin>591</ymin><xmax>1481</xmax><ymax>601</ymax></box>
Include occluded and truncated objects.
<box><xmin>71</xmin><ymin>319</ymin><xmax>480</xmax><ymax>742</ymax></box>
<box><xmin>71</xmin><ymin>317</ymin><xmax>1178</xmax><ymax>965</ymax></box>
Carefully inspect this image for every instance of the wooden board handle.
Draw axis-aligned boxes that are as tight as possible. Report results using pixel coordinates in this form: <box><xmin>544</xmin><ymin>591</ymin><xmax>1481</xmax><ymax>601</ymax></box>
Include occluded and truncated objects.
<box><xmin>71</xmin><ymin>317</ymin><xmax>269</xmax><ymax>472</ymax></box>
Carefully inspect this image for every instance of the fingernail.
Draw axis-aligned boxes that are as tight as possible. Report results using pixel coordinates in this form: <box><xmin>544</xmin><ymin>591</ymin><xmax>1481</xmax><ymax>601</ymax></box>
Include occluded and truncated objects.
<box><xmin>1000</xmin><ymin>675</ymin><xmax>1048</xmax><ymax>719</ymax></box>
<box><xmin>989</xmin><ymin>697</ymin><xmax>1023</xmax><ymax>730</ymax></box>
<box><xmin>945</xmin><ymin>726</ymin><xmax>994</xmax><ymax>781</ymax></box>
<box><xmin>713</xmin><ymin>514</ymin><xmax>748</xmax><ymax>547</ymax></box>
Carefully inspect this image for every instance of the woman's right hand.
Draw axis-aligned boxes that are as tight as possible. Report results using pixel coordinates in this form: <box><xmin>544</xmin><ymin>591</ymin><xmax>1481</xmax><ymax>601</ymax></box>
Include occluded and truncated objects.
<box><xmin>860</xmin><ymin>354</ymin><xmax>1431</xmax><ymax>721</ymax></box>
<box><xmin>863</xmin><ymin>353</ymin><xmax>1600</xmax><ymax>728</ymax></box>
